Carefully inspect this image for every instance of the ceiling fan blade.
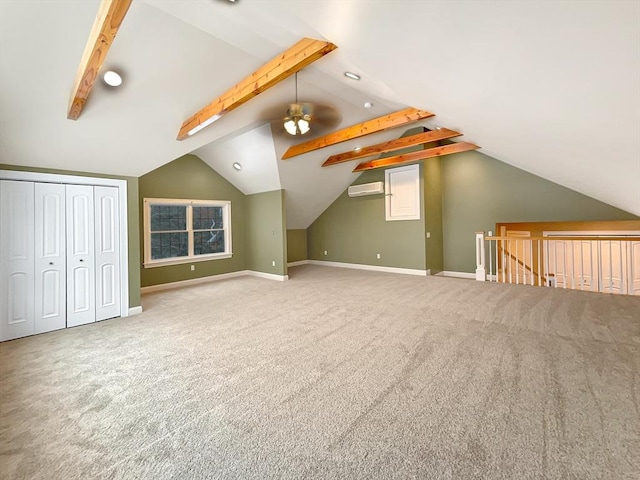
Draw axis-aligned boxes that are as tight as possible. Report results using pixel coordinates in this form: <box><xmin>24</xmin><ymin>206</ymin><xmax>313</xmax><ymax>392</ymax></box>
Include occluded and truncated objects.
<box><xmin>310</xmin><ymin>104</ymin><xmax>342</xmax><ymax>128</ymax></box>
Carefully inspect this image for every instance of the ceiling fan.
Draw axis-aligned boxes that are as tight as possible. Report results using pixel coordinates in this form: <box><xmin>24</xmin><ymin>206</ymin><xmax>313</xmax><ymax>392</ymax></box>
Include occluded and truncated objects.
<box><xmin>261</xmin><ymin>72</ymin><xmax>342</xmax><ymax>138</ymax></box>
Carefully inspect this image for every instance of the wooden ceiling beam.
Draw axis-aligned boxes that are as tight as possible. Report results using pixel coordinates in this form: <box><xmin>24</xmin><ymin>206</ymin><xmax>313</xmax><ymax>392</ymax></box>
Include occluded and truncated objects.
<box><xmin>322</xmin><ymin>128</ymin><xmax>462</xmax><ymax>167</ymax></box>
<box><xmin>353</xmin><ymin>142</ymin><xmax>479</xmax><ymax>172</ymax></box>
<box><xmin>177</xmin><ymin>38</ymin><xmax>337</xmax><ymax>140</ymax></box>
<box><xmin>282</xmin><ymin>107</ymin><xmax>434</xmax><ymax>159</ymax></box>
<box><xmin>67</xmin><ymin>0</ymin><xmax>132</xmax><ymax>120</ymax></box>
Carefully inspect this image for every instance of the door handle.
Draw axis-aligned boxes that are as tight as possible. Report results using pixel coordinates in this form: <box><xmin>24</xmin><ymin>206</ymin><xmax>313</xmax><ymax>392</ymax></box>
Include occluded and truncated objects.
<box><xmin>79</xmin><ymin>259</ymin><xmax>84</xmax><ymax>262</ymax></box>
<box><xmin>49</xmin><ymin>262</ymin><xmax>53</xmax><ymax>265</ymax></box>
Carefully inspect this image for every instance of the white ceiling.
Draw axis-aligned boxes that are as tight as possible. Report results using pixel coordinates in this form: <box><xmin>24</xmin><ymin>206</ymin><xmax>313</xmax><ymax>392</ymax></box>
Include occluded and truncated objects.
<box><xmin>1</xmin><ymin>0</ymin><xmax>638</xmax><ymax>229</ymax></box>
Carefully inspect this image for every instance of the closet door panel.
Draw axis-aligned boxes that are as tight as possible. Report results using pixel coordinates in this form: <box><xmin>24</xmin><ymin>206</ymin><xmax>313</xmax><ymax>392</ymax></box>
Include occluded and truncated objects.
<box><xmin>0</xmin><ymin>180</ymin><xmax>35</xmax><ymax>341</ymax></box>
<box><xmin>34</xmin><ymin>183</ymin><xmax>66</xmax><ymax>334</ymax></box>
<box><xmin>94</xmin><ymin>186</ymin><xmax>120</xmax><ymax>321</ymax></box>
<box><xmin>66</xmin><ymin>184</ymin><xmax>96</xmax><ymax>328</ymax></box>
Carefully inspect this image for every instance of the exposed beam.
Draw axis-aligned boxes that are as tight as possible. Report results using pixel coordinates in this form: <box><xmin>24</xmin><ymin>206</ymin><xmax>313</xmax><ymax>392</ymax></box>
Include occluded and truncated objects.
<box><xmin>177</xmin><ymin>38</ymin><xmax>337</xmax><ymax>140</ymax></box>
<box><xmin>322</xmin><ymin>128</ymin><xmax>462</xmax><ymax>167</ymax></box>
<box><xmin>353</xmin><ymin>142</ymin><xmax>479</xmax><ymax>172</ymax></box>
<box><xmin>67</xmin><ymin>0</ymin><xmax>132</xmax><ymax>120</ymax></box>
<box><xmin>282</xmin><ymin>107</ymin><xmax>434</xmax><ymax>159</ymax></box>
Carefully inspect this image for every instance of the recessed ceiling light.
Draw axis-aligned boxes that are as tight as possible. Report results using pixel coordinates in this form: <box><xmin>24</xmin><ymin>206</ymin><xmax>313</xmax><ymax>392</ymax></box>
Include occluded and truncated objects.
<box><xmin>344</xmin><ymin>72</ymin><xmax>360</xmax><ymax>81</ymax></box>
<box><xmin>103</xmin><ymin>70</ymin><xmax>122</xmax><ymax>87</ymax></box>
<box><xmin>363</xmin><ymin>102</ymin><xmax>373</xmax><ymax>109</ymax></box>
<box><xmin>232</xmin><ymin>162</ymin><xmax>242</xmax><ymax>171</ymax></box>
<box><xmin>353</xmin><ymin>146</ymin><xmax>362</xmax><ymax>152</ymax></box>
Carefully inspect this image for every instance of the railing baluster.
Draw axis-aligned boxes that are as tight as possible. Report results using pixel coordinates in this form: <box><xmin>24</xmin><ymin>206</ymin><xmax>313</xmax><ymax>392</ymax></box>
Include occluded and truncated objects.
<box><xmin>502</xmin><ymin>239</ymin><xmax>506</xmax><ymax>283</ymax></box>
<box><xmin>515</xmin><ymin>240</ymin><xmax>519</xmax><ymax>284</ymax></box>
<box><xmin>537</xmin><ymin>239</ymin><xmax>542</xmax><ymax>287</ymax></box>
<box><xmin>580</xmin><ymin>240</ymin><xmax>584</xmax><ymax>290</ymax></box>
<box><xmin>508</xmin><ymin>239</ymin><xmax>512</xmax><ymax>285</ymax></box>
<box><xmin>544</xmin><ymin>239</ymin><xmax>549</xmax><ymax>287</ymax></box>
<box><xmin>631</xmin><ymin>242</ymin><xmax>636</xmax><ymax>295</ymax></box>
<box><xmin>619</xmin><ymin>241</ymin><xmax>624</xmax><ymax>295</ymax></box>
<box><xmin>569</xmin><ymin>240</ymin><xmax>575</xmax><ymax>290</ymax></box>
<box><xmin>597</xmin><ymin>240</ymin><xmax>603</xmax><ymax>293</ymax></box>
<box><xmin>488</xmin><ymin>238</ymin><xmax>493</xmax><ymax>282</ymax></box>
<box><xmin>609</xmin><ymin>241</ymin><xmax>613</xmax><ymax>294</ymax></box>
<box><xmin>495</xmin><ymin>240</ymin><xmax>500</xmax><ymax>283</ymax></box>
<box><xmin>530</xmin><ymin>239</ymin><xmax>534</xmax><ymax>286</ymax></box>
<box><xmin>561</xmin><ymin>242</ymin><xmax>566</xmax><ymax>288</ymax></box>
<box><xmin>589</xmin><ymin>240</ymin><xmax>596</xmax><ymax>292</ymax></box>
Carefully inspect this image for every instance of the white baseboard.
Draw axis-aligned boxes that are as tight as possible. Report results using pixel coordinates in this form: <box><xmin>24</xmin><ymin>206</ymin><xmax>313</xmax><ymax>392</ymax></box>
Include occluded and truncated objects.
<box><xmin>141</xmin><ymin>269</ymin><xmax>288</xmax><ymax>295</ymax></box>
<box><xmin>436</xmin><ymin>271</ymin><xmax>476</xmax><ymax>279</ymax></box>
<box><xmin>141</xmin><ymin>270</ymin><xmax>249</xmax><ymax>294</ymax></box>
<box><xmin>247</xmin><ymin>271</ymin><xmax>289</xmax><ymax>282</ymax></box>
<box><xmin>308</xmin><ymin>260</ymin><xmax>427</xmax><ymax>276</ymax></box>
<box><xmin>127</xmin><ymin>306</ymin><xmax>143</xmax><ymax>316</ymax></box>
<box><xmin>287</xmin><ymin>260</ymin><xmax>309</xmax><ymax>267</ymax></box>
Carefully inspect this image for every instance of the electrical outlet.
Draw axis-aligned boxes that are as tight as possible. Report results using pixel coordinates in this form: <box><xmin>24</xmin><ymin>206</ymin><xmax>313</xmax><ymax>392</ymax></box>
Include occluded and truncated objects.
<box><xmin>323</xmin><ymin>250</ymin><xmax>327</xmax><ymax>256</ymax></box>
<box><xmin>488</xmin><ymin>230</ymin><xmax>493</xmax><ymax>236</ymax></box>
<box><xmin>272</xmin><ymin>260</ymin><xmax>276</xmax><ymax>267</ymax></box>
<box><xmin>190</xmin><ymin>265</ymin><xmax>195</xmax><ymax>271</ymax></box>
<box><xmin>426</xmin><ymin>232</ymin><xmax>431</xmax><ymax>238</ymax></box>
<box><xmin>376</xmin><ymin>253</ymin><xmax>381</xmax><ymax>259</ymax></box>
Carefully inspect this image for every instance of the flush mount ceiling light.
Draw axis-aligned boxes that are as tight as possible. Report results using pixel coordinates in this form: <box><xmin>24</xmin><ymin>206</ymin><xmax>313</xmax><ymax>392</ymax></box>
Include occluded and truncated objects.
<box><xmin>364</xmin><ymin>102</ymin><xmax>373</xmax><ymax>109</ymax></box>
<box><xmin>186</xmin><ymin>113</ymin><xmax>222</xmax><ymax>136</ymax></box>
<box><xmin>284</xmin><ymin>73</ymin><xmax>311</xmax><ymax>136</ymax></box>
<box><xmin>344</xmin><ymin>71</ymin><xmax>360</xmax><ymax>81</ymax></box>
<box><xmin>103</xmin><ymin>70</ymin><xmax>122</xmax><ymax>87</ymax></box>
<box><xmin>232</xmin><ymin>162</ymin><xmax>242</xmax><ymax>171</ymax></box>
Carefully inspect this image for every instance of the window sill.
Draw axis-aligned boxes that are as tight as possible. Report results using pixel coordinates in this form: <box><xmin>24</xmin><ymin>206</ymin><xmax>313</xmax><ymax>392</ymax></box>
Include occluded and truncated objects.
<box><xmin>144</xmin><ymin>253</ymin><xmax>233</xmax><ymax>269</ymax></box>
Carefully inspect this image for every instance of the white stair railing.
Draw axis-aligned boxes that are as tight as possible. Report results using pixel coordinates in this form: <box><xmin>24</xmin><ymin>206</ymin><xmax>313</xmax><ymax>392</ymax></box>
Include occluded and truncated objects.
<box><xmin>475</xmin><ymin>233</ymin><xmax>640</xmax><ymax>296</ymax></box>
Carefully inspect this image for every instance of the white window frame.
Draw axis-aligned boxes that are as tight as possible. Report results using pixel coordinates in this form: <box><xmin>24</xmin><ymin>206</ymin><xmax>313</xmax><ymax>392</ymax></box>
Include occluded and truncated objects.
<box><xmin>143</xmin><ymin>198</ymin><xmax>232</xmax><ymax>268</ymax></box>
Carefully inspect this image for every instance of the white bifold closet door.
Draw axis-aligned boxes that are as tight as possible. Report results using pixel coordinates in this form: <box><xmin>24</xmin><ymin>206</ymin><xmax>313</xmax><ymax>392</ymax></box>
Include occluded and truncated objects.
<box><xmin>0</xmin><ymin>180</ymin><xmax>36</xmax><ymax>340</ymax></box>
<box><xmin>94</xmin><ymin>186</ymin><xmax>120</xmax><ymax>321</ymax></box>
<box><xmin>34</xmin><ymin>182</ymin><xmax>66</xmax><ymax>334</ymax></box>
<box><xmin>65</xmin><ymin>185</ymin><xmax>120</xmax><ymax>327</ymax></box>
<box><xmin>66</xmin><ymin>184</ymin><xmax>96</xmax><ymax>328</ymax></box>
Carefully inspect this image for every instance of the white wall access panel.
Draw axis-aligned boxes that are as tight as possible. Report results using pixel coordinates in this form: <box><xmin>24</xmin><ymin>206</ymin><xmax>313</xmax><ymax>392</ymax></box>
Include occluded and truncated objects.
<box><xmin>94</xmin><ymin>186</ymin><xmax>121</xmax><ymax>321</ymax></box>
<box><xmin>385</xmin><ymin>164</ymin><xmax>421</xmax><ymax>221</ymax></box>
<box><xmin>66</xmin><ymin>184</ymin><xmax>96</xmax><ymax>328</ymax></box>
<box><xmin>0</xmin><ymin>180</ymin><xmax>36</xmax><ymax>341</ymax></box>
<box><xmin>34</xmin><ymin>183</ymin><xmax>66</xmax><ymax>334</ymax></box>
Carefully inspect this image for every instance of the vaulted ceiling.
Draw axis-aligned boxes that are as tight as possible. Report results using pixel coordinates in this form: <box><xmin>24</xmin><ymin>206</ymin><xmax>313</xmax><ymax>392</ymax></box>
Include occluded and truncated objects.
<box><xmin>1</xmin><ymin>0</ymin><xmax>638</xmax><ymax>229</ymax></box>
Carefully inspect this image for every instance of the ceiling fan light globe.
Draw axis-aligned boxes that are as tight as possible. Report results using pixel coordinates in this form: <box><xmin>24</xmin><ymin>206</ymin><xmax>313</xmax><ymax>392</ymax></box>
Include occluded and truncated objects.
<box><xmin>284</xmin><ymin>118</ymin><xmax>297</xmax><ymax>135</ymax></box>
<box><xmin>298</xmin><ymin>118</ymin><xmax>310</xmax><ymax>134</ymax></box>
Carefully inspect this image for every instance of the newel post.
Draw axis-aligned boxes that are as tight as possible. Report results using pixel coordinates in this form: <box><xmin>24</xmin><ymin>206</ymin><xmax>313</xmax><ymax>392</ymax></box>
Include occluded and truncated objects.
<box><xmin>475</xmin><ymin>231</ymin><xmax>486</xmax><ymax>281</ymax></box>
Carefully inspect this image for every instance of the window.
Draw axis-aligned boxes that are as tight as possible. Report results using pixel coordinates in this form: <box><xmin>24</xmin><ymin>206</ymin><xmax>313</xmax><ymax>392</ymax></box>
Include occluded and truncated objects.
<box><xmin>143</xmin><ymin>198</ymin><xmax>232</xmax><ymax>267</ymax></box>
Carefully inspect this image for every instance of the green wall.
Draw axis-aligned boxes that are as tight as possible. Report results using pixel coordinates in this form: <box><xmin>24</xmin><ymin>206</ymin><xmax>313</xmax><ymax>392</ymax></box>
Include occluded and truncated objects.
<box><xmin>287</xmin><ymin>229</ymin><xmax>308</xmax><ymax>263</ymax></box>
<box><xmin>442</xmin><ymin>150</ymin><xmax>639</xmax><ymax>273</ymax></box>
<box><xmin>246</xmin><ymin>190</ymin><xmax>287</xmax><ymax>276</ymax></box>
<box><xmin>424</xmin><ymin>156</ymin><xmax>444</xmax><ymax>274</ymax></box>
<box><xmin>139</xmin><ymin>155</ymin><xmax>247</xmax><ymax>287</ymax></box>
<box><xmin>307</xmin><ymin>166</ymin><xmax>426</xmax><ymax>270</ymax></box>
<box><xmin>0</xmin><ymin>163</ymin><xmax>141</xmax><ymax>308</ymax></box>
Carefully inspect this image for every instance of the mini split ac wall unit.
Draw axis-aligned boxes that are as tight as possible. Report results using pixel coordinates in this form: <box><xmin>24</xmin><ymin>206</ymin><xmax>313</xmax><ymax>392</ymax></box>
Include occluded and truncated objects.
<box><xmin>347</xmin><ymin>181</ymin><xmax>384</xmax><ymax>197</ymax></box>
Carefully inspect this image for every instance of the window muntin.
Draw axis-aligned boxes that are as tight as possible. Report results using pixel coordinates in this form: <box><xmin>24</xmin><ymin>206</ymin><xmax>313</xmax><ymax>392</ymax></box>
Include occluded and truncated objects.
<box><xmin>144</xmin><ymin>199</ymin><xmax>231</xmax><ymax>267</ymax></box>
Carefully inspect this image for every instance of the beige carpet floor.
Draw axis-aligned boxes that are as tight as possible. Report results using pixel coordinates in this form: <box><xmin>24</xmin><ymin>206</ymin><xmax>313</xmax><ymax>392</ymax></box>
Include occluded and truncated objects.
<box><xmin>1</xmin><ymin>264</ymin><xmax>639</xmax><ymax>479</ymax></box>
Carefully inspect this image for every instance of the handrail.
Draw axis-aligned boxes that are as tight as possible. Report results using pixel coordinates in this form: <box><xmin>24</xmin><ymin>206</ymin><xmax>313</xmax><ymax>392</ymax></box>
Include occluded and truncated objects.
<box><xmin>486</xmin><ymin>236</ymin><xmax>639</xmax><ymax>242</ymax></box>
